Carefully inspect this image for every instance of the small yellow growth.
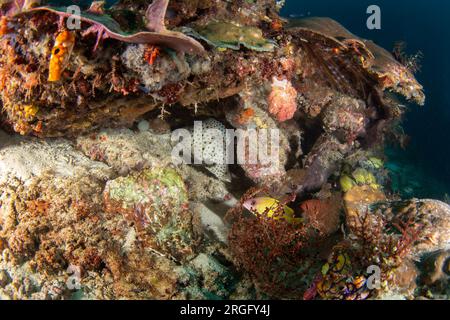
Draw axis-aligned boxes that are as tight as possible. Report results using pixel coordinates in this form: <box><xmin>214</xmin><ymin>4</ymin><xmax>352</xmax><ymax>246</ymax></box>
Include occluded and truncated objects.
<box><xmin>48</xmin><ymin>30</ymin><xmax>76</xmax><ymax>82</ymax></box>
<box><xmin>340</xmin><ymin>167</ymin><xmax>380</xmax><ymax>193</ymax></box>
<box><xmin>334</xmin><ymin>254</ymin><xmax>348</xmax><ymax>271</ymax></box>
<box><xmin>13</xmin><ymin>104</ymin><xmax>39</xmax><ymax>120</ymax></box>
<box><xmin>321</xmin><ymin>263</ymin><xmax>330</xmax><ymax>276</ymax></box>
<box><xmin>24</xmin><ymin>104</ymin><xmax>39</xmax><ymax>119</ymax></box>
<box><xmin>368</xmin><ymin>157</ymin><xmax>384</xmax><ymax>169</ymax></box>
<box><xmin>352</xmin><ymin>168</ymin><xmax>377</xmax><ymax>186</ymax></box>
<box><xmin>340</xmin><ymin>175</ymin><xmax>356</xmax><ymax>193</ymax></box>
<box><xmin>254</xmin><ymin>117</ymin><xmax>268</xmax><ymax>129</ymax></box>
<box><xmin>284</xmin><ymin>43</ymin><xmax>295</xmax><ymax>56</ymax></box>
<box><xmin>353</xmin><ymin>276</ymin><xmax>366</xmax><ymax>289</ymax></box>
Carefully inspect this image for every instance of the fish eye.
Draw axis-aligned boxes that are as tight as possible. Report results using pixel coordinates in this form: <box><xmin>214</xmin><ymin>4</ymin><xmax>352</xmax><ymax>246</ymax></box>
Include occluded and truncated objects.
<box><xmin>54</xmin><ymin>48</ymin><xmax>61</xmax><ymax>55</ymax></box>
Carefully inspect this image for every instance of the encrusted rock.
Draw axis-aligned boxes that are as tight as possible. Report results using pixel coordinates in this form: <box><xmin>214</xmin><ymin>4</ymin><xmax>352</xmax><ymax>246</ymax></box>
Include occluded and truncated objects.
<box><xmin>344</xmin><ymin>185</ymin><xmax>387</xmax><ymax>231</ymax></box>
<box><xmin>387</xmin><ymin>259</ymin><xmax>419</xmax><ymax>298</ymax></box>
<box><xmin>76</xmin><ymin>128</ymin><xmax>230</xmax><ymax>201</ymax></box>
<box><xmin>0</xmin><ymin>0</ymin><xmax>443</xmax><ymax>302</ymax></box>
<box><xmin>0</xmin><ymin>269</ymin><xmax>11</xmax><ymax>288</ymax></box>
<box><xmin>420</xmin><ymin>250</ymin><xmax>450</xmax><ymax>286</ymax></box>
<box><xmin>104</xmin><ymin>166</ymin><xmax>193</xmax><ymax>259</ymax></box>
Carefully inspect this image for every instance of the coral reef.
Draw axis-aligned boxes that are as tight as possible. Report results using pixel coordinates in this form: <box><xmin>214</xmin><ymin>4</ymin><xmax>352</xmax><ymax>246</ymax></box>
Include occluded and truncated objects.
<box><xmin>0</xmin><ymin>130</ymin><xmax>252</xmax><ymax>299</ymax></box>
<box><xmin>103</xmin><ymin>167</ymin><xmax>192</xmax><ymax>260</ymax></box>
<box><xmin>0</xmin><ymin>0</ymin><xmax>447</xmax><ymax>301</ymax></box>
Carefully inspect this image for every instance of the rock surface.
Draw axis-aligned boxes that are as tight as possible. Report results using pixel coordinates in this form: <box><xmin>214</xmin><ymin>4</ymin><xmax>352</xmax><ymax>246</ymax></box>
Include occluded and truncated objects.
<box><xmin>0</xmin><ymin>129</ymin><xmax>251</xmax><ymax>299</ymax></box>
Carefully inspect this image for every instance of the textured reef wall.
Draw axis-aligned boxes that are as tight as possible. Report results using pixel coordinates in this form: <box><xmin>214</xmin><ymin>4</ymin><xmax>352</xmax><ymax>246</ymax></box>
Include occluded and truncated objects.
<box><xmin>0</xmin><ymin>0</ymin><xmax>448</xmax><ymax>300</ymax></box>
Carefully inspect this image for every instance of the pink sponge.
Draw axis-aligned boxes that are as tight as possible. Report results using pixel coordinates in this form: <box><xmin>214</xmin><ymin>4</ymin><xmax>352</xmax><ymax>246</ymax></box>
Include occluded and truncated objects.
<box><xmin>268</xmin><ymin>77</ymin><xmax>298</xmax><ymax>122</ymax></box>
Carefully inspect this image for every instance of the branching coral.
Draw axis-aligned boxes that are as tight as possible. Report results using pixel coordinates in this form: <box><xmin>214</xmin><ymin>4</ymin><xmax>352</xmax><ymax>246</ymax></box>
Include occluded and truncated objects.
<box><xmin>340</xmin><ymin>195</ymin><xmax>450</xmax><ymax>298</ymax></box>
<box><xmin>226</xmin><ymin>188</ymin><xmax>314</xmax><ymax>298</ymax></box>
<box><xmin>350</xmin><ymin>206</ymin><xmax>422</xmax><ymax>272</ymax></box>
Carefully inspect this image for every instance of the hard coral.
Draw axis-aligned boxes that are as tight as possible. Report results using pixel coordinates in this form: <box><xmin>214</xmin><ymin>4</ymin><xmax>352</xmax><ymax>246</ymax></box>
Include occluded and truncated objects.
<box><xmin>121</xmin><ymin>44</ymin><xmax>191</xmax><ymax>94</ymax></box>
<box><xmin>420</xmin><ymin>249</ymin><xmax>450</xmax><ymax>297</ymax></box>
<box><xmin>289</xmin><ymin>17</ymin><xmax>425</xmax><ymax>105</ymax></box>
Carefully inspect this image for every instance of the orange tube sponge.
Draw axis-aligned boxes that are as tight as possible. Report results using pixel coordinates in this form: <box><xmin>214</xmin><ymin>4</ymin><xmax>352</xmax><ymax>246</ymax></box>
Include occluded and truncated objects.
<box><xmin>48</xmin><ymin>30</ymin><xmax>75</xmax><ymax>82</ymax></box>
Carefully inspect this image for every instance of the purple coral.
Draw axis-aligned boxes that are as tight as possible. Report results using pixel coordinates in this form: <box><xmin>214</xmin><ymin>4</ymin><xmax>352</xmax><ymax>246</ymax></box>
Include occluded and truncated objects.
<box><xmin>146</xmin><ymin>0</ymin><xmax>169</xmax><ymax>32</ymax></box>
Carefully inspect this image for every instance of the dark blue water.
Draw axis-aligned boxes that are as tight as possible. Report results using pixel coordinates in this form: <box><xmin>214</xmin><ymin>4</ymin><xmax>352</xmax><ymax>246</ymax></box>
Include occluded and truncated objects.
<box><xmin>282</xmin><ymin>0</ymin><xmax>450</xmax><ymax>199</ymax></box>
